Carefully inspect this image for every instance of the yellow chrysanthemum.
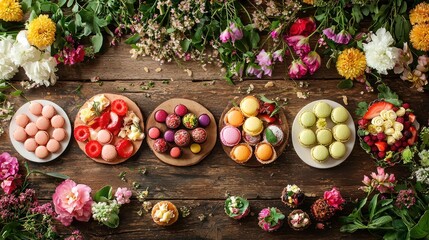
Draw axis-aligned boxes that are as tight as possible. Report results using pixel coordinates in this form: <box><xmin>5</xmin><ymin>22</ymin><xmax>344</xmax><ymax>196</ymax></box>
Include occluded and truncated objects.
<box><xmin>302</xmin><ymin>0</ymin><xmax>315</xmax><ymax>5</ymax></box>
<box><xmin>336</xmin><ymin>48</ymin><xmax>367</xmax><ymax>80</ymax></box>
<box><xmin>0</xmin><ymin>0</ymin><xmax>23</xmax><ymax>22</ymax></box>
<box><xmin>410</xmin><ymin>24</ymin><xmax>429</xmax><ymax>51</ymax></box>
<box><xmin>27</xmin><ymin>15</ymin><xmax>56</xmax><ymax>49</ymax></box>
<box><xmin>410</xmin><ymin>2</ymin><xmax>429</xmax><ymax>25</ymax></box>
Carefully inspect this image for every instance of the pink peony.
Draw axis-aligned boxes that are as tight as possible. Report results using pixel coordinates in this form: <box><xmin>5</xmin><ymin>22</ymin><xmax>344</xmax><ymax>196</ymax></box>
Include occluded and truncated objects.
<box><xmin>285</xmin><ymin>35</ymin><xmax>310</xmax><ymax>57</ymax></box>
<box><xmin>323</xmin><ymin>187</ymin><xmax>345</xmax><ymax>210</ymax></box>
<box><xmin>302</xmin><ymin>51</ymin><xmax>321</xmax><ymax>75</ymax></box>
<box><xmin>219</xmin><ymin>29</ymin><xmax>231</xmax><ymax>43</ymax></box>
<box><xmin>52</xmin><ymin>179</ymin><xmax>93</xmax><ymax>226</ymax></box>
<box><xmin>1</xmin><ymin>176</ymin><xmax>18</xmax><ymax>194</ymax></box>
<box><xmin>288</xmin><ymin>59</ymin><xmax>308</xmax><ymax>79</ymax></box>
<box><xmin>229</xmin><ymin>23</ymin><xmax>243</xmax><ymax>42</ymax></box>
<box><xmin>115</xmin><ymin>187</ymin><xmax>132</xmax><ymax>205</ymax></box>
<box><xmin>0</xmin><ymin>152</ymin><xmax>19</xmax><ymax>181</ymax></box>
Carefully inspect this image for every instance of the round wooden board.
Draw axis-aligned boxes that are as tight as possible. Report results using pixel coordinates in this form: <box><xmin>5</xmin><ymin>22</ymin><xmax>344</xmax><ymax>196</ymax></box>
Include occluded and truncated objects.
<box><xmin>74</xmin><ymin>93</ymin><xmax>145</xmax><ymax>165</ymax></box>
<box><xmin>146</xmin><ymin>98</ymin><xmax>217</xmax><ymax>167</ymax></box>
<box><xmin>219</xmin><ymin>98</ymin><xmax>289</xmax><ymax>167</ymax></box>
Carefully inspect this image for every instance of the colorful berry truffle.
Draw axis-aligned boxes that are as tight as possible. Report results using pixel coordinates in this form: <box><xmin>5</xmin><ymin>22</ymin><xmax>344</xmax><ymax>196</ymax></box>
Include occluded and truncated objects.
<box><xmin>165</xmin><ymin>113</ymin><xmax>181</xmax><ymax>129</ymax></box>
<box><xmin>182</xmin><ymin>113</ymin><xmax>198</xmax><ymax>129</ymax></box>
<box><xmin>191</xmin><ymin>127</ymin><xmax>207</xmax><ymax>143</ymax></box>
<box><xmin>148</xmin><ymin>127</ymin><xmax>161</xmax><ymax>140</ymax></box>
<box><xmin>174</xmin><ymin>129</ymin><xmax>191</xmax><ymax>147</ymax></box>
<box><xmin>153</xmin><ymin>138</ymin><xmax>168</xmax><ymax>153</ymax></box>
<box><xmin>198</xmin><ymin>114</ymin><xmax>211</xmax><ymax>127</ymax></box>
<box><xmin>174</xmin><ymin>104</ymin><xmax>188</xmax><ymax>117</ymax></box>
<box><xmin>154</xmin><ymin>109</ymin><xmax>168</xmax><ymax>123</ymax></box>
<box><xmin>170</xmin><ymin>147</ymin><xmax>182</xmax><ymax>158</ymax></box>
<box><xmin>281</xmin><ymin>184</ymin><xmax>305</xmax><ymax>208</ymax></box>
<box><xmin>163</xmin><ymin>129</ymin><xmax>175</xmax><ymax>143</ymax></box>
<box><xmin>224</xmin><ymin>196</ymin><xmax>250</xmax><ymax>220</ymax></box>
<box><xmin>288</xmin><ymin>210</ymin><xmax>311</xmax><ymax>231</ymax></box>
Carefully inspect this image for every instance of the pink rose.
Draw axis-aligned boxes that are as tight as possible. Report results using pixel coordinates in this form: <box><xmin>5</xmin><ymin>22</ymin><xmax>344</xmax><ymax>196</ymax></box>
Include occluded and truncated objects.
<box><xmin>302</xmin><ymin>51</ymin><xmax>321</xmax><ymax>75</ymax></box>
<box><xmin>52</xmin><ymin>179</ymin><xmax>93</xmax><ymax>226</ymax></box>
<box><xmin>0</xmin><ymin>152</ymin><xmax>19</xmax><ymax>181</ymax></box>
<box><xmin>115</xmin><ymin>187</ymin><xmax>132</xmax><ymax>205</ymax></box>
<box><xmin>323</xmin><ymin>187</ymin><xmax>345</xmax><ymax>210</ymax></box>
<box><xmin>285</xmin><ymin>35</ymin><xmax>310</xmax><ymax>57</ymax></box>
<box><xmin>1</xmin><ymin>176</ymin><xmax>18</xmax><ymax>194</ymax></box>
<box><xmin>289</xmin><ymin>17</ymin><xmax>316</xmax><ymax>36</ymax></box>
<box><xmin>288</xmin><ymin>59</ymin><xmax>308</xmax><ymax>79</ymax></box>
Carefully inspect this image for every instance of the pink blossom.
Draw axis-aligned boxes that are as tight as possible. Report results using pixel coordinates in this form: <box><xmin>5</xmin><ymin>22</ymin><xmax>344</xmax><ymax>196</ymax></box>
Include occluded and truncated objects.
<box><xmin>1</xmin><ymin>176</ymin><xmax>18</xmax><ymax>194</ymax></box>
<box><xmin>219</xmin><ymin>29</ymin><xmax>231</xmax><ymax>43</ymax></box>
<box><xmin>229</xmin><ymin>23</ymin><xmax>243</xmax><ymax>42</ymax></box>
<box><xmin>246</xmin><ymin>64</ymin><xmax>263</xmax><ymax>78</ymax></box>
<box><xmin>322</xmin><ymin>27</ymin><xmax>336</xmax><ymax>41</ymax></box>
<box><xmin>52</xmin><ymin>179</ymin><xmax>93</xmax><ymax>226</ymax></box>
<box><xmin>365</xmin><ymin>167</ymin><xmax>396</xmax><ymax>194</ymax></box>
<box><xmin>394</xmin><ymin>43</ymin><xmax>413</xmax><ymax>74</ymax></box>
<box><xmin>302</xmin><ymin>51</ymin><xmax>321</xmax><ymax>75</ymax></box>
<box><xmin>417</xmin><ymin>55</ymin><xmax>429</xmax><ymax>72</ymax></box>
<box><xmin>256</xmin><ymin>49</ymin><xmax>272</xmax><ymax>67</ymax></box>
<box><xmin>334</xmin><ymin>30</ymin><xmax>352</xmax><ymax>44</ymax></box>
<box><xmin>272</xmin><ymin>49</ymin><xmax>284</xmax><ymax>62</ymax></box>
<box><xmin>323</xmin><ymin>187</ymin><xmax>345</xmax><ymax>210</ymax></box>
<box><xmin>115</xmin><ymin>187</ymin><xmax>132</xmax><ymax>205</ymax></box>
<box><xmin>270</xmin><ymin>26</ymin><xmax>282</xmax><ymax>40</ymax></box>
<box><xmin>0</xmin><ymin>152</ymin><xmax>19</xmax><ymax>181</ymax></box>
<box><xmin>258</xmin><ymin>208</ymin><xmax>271</xmax><ymax>218</ymax></box>
<box><xmin>362</xmin><ymin>175</ymin><xmax>371</xmax><ymax>186</ymax></box>
<box><xmin>288</xmin><ymin>59</ymin><xmax>308</xmax><ymax>79</ymax></box>
<box><xmin>285</xmin><ymin>35</ymin><xmax>310</xmax><ymax>57</ymax></box>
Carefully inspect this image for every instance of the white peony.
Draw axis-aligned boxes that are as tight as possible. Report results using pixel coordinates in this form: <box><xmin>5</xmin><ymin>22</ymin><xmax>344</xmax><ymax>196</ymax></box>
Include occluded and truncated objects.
<box><xmin>10</xmin><ymin>31</ymin><xmax>42</xmax><ymax>66</ymax></box>
<box><xmin>22</xmin><ymin>52</ymin><xmax>58</xmax><ymax>87</ymax></box>
<box><xmin>0</xmin><ymin>37</ymin><xmax>19</xmax><ymax>80</ymax></box>
<box><xmin>363</xmin><ymin>28</ymin><xmax>401</xmax><ymax>75</ymax></box>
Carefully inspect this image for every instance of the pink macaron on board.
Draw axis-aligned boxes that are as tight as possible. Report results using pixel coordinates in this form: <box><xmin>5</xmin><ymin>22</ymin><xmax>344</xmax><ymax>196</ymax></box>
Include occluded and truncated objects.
<box><xmin>219</xmin><ymin>96</ymin><xmax>289</xmax><ymax>167</ymax></box>
<box><xmin>146</xmin><ymin>98</ymin><xmax>217</xmax><ymax>167</ymax></box>
<box><xmin>9</xmin><ymin>100</ymin><xmax>72</xmax><ymax>163</ymax></box>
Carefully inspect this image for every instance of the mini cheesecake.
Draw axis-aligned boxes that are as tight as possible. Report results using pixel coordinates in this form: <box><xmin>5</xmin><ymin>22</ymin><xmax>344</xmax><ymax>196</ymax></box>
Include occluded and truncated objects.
<box><xmin>263</xmin><ymin>125</ymin><xmax>284</xmax><ymax>147</ymax></box>
<box><xmin>151</xmin><ymin>201</ymin><xmax>179</xmax><ymax>226</ymax></box>
<box><xmin>239</xmin><ymin>96</ymin><xmax>260</xmax><ymax>117</ymax></box>
<box><xmin>255</xmin><ymin>142</ymin><xmax>277</xmax><ymax>164</ymax></box>
<box><xmin>242</xmin><ymin>117</ymin><xmax>263</xmax><ymax>136</ymax></box>
<box><xmin>230</xmin><ymin>143</ymin><xmax>253</xmax><ymax>164</ymax></box>
<box><xmin>224</xmin><ymin>107</ymin><xmax>244</xmax><ymax>127</ymax></box>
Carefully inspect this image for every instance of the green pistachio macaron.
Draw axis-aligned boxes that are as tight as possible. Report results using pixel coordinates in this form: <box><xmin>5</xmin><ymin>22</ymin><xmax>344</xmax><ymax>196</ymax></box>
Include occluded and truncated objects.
<box><xmin>332</xmin><ymin>124</ymin><xmax>351</xmax><ymax>142</ymax></box>
<box><xmin>298</xmin><ymin>129</ymin><xmax>316</xmax><ymax>148</ymax></box>
<box><xmin>313</xmin><ymin>102</ymin><xmax>332</xmax><ymax>118</ymax></box>
<box><xmin>329</xmin><ymin>141</ymin><xmax>347</xmax><ymax>159</ymax></box>
<box><xmin>299</xmin><ymin>111</ymin><xmax>316</xmax><ymax>128</ymax></box>
<box><xmin>316</xmin><ymin>128</ymin><xmax>333</xmax><ymax>146</ymax></box>
<box><xmin>311</xmin><ymin>145</ymin><xmax>329</xmax><ymax>163</ymax></box>
<box><xmin>331</xmin><ymin>106</ymin><xmax>349</xmax><ymax>124</ymax></box>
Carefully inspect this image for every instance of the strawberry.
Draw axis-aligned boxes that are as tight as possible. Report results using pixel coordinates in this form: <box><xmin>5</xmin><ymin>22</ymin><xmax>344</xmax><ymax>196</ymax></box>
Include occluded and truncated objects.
<box><xmin>363</xmin><ymin>102</ymin><xmax>394</xmax><ymax>120</ymax></box>
<box><xmin>98</xmin><ymin>111</ymin><xmax>111</xmax><ymax>129</ymax></box>
<box><xmin>259</xmin><ymin>103</ymin><xmax>275</xmax><ymax>115</ymax></box>
<box><xmin>375</xmin><ymin>141</ymin><xmax>388</xmax><ymax>152</ymax></box>
<box><xmin>408</xmin><ymin>113</ymin><xmax>416</xmax><ymax>123</ymax></box>
<box><xmin>407</xmin><ymin>126</ymin><xmax>417</xmax><ymax>145</ymax></box>
<box><xmin>259</xmin><ymin>114</ymin><xmax>276</xmax><ymax>123</ymax></box>
<box><xmin>107</xmin><ymin>112</ymin><xmax>122</xmax><ymax>132</ymax></box>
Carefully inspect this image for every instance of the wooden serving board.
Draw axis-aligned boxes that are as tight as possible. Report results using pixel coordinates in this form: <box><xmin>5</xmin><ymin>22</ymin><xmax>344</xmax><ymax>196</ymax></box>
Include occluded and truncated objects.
<box><xmin>74</xmin><ymin>93</ymin><xmax>145</xmax><ymax>165</ymax></box>
<box><xmin>219</xmin><ymin>98</ymin><xmax>289</xmax><ymax>167</ymax></box>
<box><xmin>146</xmin><ymin>98</ymin><xmax>217</xmax><ymax>167</ymax></box>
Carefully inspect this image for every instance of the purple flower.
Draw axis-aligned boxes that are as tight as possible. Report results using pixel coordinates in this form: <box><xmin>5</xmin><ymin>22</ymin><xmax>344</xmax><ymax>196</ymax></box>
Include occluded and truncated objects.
<box><xmin>288</xmin><ymin>59</ymin><xmax>308</xmax><ymax>79</ymax></box>
<box><xmin>285</xmin><ymin>35</ymin><xmax>310</xmax><ymax>57</ymax></box>
<box><xmin>229</xmin><ymin>23</ymin><xmax>243</xmax><ymax>42</ymax></box>
<box><xmin>334</xmin><ymin>30</ymin><xmax>352</xmax><ymax>44</ymax></box>
<box><xmin>302</xmin><ymin>51</ymin><xmax>321</xmax><ymax>75</ymax></box>
<box><xmin>272</xmin><ymin>49</ymin><xmax>284</xmax><ymax>62</ymax></box>
<box><xmin>322</xmin><ymin>27</ymin><xmax>336</xmax><ymax>41</ymax></box>
<box><xmin>395</xmin><ymin>189</ymin><xmax>416</xmax><ymax>209</ymax></box>
<box><xmin>246</xmin><ymin>64</ymin><xmax>263</xmax><ymax>78</ymax></box>
<box><xmin>219</xmin><ymin>29</ymin><xmax>231</xmax><ymax>43</ymax></box>
<box><xmin>256</xmin><ymin>49</ymin><xmax>272</xmax><ymax>68</ymax></box>
<box><xmin>0</xmin><ymin>152</ymin><xmax>19</xmax><ymax>181</ymax></box>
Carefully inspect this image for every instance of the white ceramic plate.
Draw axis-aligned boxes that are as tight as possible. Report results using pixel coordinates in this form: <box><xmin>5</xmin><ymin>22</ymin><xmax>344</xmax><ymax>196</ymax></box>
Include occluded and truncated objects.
<box><xmin>9</xmin><ymin>100</ymin><xmax>72</xmax><ymax>163</ymax></box>
<box><xmin>291</xmin><ymin>99</ymin><xmax>356</xmax><ymax>169</ymax></box>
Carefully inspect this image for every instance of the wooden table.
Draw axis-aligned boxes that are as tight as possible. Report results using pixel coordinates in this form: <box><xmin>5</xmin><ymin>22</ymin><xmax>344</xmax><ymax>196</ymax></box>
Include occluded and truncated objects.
<box><xmin>3</xmin><ymin>44</ymin><xmax>428</xmax><ymax>239</ymax></box>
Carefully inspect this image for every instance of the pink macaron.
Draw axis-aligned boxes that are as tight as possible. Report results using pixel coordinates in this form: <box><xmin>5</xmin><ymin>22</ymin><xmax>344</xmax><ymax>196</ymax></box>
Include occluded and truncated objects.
<box><xmin>42</xmin><ymin>105</ymin><xmax>56</xmax><ymax>119</ymax></box>
<box><xmin>51</xmin><ymin>115</ymin><xmax>65</xmax><ymax>128</ymax></box>
<box><xmin>25</xmin><ymin>122</ymin><xmax>38</xmax><ymax>137</ymax></box>
<box><xmin>101</xmin><ymin>144</ymin><xmax>117</xmax><ymax>161</ymax></box>
<box><xmin>29</xmin><ymin>102</ymin><xmax>43</xmax><ymax>116</ymax></box>
<box><xmin>36</xmin><ymin>117</ymin><xmax>50</xmax><ymax>130</ymax></box>
<box><xmin>13</xmin><ymin>126</ymin><xmax>27</xmax><ymax>142</ymax></box>
<box><xmin>148</xmin><ymin>127</ymin><xmax>161</xmax><ymax>139</ymax></box>
<box><xmin>52</xmin><ymin>128</ymin><xmax>66</xmax><ymax>142</ymax></box>
<box><xmin>35</xmin><ymin>131</ymin><xmax>49</xmax><ymax>145</ymax></box>
<box><xmin>97</xmin><ymin>129</ymin><xmax>113</xmax><ymax>144</ymax></box>
<box><xmin>24</xmin><ymin>138</ymin><xmax>38</xmax><ymax>152</ymax></box>
<box><xmin>15</xmin><ymin>114</ymin><xmax>29</xmax><ymax>128</ymax></box>
<box><xmin>220</xmin><ymin>126</ymin><xmax>241</xmax><ymax>147</ymax></box>
<box><xmin>46</xmin><ymin>139</ymin><xmax>61</xmax><ymax>153</ymax></box>
<box><xmin>35</xmin><ymin>146</ymin><xmax>49</xmax><ymax>159</ymax></box>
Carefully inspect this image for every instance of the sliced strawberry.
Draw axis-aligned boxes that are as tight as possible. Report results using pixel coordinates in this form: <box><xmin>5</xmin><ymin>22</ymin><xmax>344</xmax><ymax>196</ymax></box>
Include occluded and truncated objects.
<box><xmin>363</xmin><ymin>102</ymin><xmax>394</xmax><ymax>120</ymax></box>
<box><xmin>407</xmin><ymin>126</ymin><xmax>417</xmax><ymax>146</ymax></box>
<box><xmin>375</xmin><ymin>141</ymin><xmax>388</xmax><ymax>152</ymax></box>
<box><xmin>74</xmin><ymin>125</ymin><xmax>90</xmax><ymax>142</ymax></box>
<box><xmin>89</xmin><ymin>117</ymin><xmax>100</xmax><ymax>129</ymax></box>
<box><xmin>116</xmin><ymin>139</ymin><xmax>134</xmax><ymax>158</ymax></box>
<box><xmin>408</xmin><ymin>113</ymin><xmax>416</xmax><ymax>123</ymax></box>
<box><xmin>107</xmin><ymin>112</ymin><xmax>122</xmax><ymax>132</ymax></box>
<box><xmin>98</xmin><ymin>111</ymin><xmax>111</xmax><ymax>129</ymax></box>
<box><xmin>259</xmin><ymin>102</ymin><xmax>275</xmax><ymax>115</ymax></box>
<box><xmin>111</xmin><ymin>99</ymin><xmax>128</xmax><ymax>116</ymax></box>
<box><xmin>259</xmin><ymin>114</ymin><xmax>276</xmax><ymax>123</ymax></box>
<box><xmin>85</xmin><ymin>140</ymin><xmax>102</xmax><ymax>158</ymax></box>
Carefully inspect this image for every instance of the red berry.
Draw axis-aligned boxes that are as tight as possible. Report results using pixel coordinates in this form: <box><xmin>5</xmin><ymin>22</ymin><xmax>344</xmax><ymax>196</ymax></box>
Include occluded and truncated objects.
<box><xmin>378</xmin><ymin>151</ymin><xmax>386</xmax><ymax>158</ymax></box>
<box><xmin>377</xmin><ymin>133</ymin><xmax>386</xmax><ymax>141</ymax></box>
<box><xmin>358</xmin><ymin>119</ymin><xmax>369</xmax><ymax>127</ymax></box>
<box><xmin>371</xmin><ymin>146</ymin><xmax>378</xmax><ymax>152</ymax></box>
<box><xmin>116</xmin><ymin>139</ymin><xmax>134</xmax><ymax>158</ymax></box>
<box><xmin>367</xmin><ymin>140</ymin><xmax>374</xmax><ymax>146</ymax></box>
<box><xmin>375</xmin><ymin>141</ymin><xmax>388</xmax><ymax>152</ymax></box>
<box><xmin>404</xmin><ymin>122</ymin><xmax>411</xmax><ymax>130</ymax></box>
<box><xmin>111</xmin><ymin>99</ymin><xmax>128</xmax><ymax>116</ymax></box>
<box><xmin>391</xmin><ymin>145</ymin><xmax>397</xmax><ymax>151</ymax></box>
<box><xmin>371</xmin><ymin>135</ymin><xmax>378</xmax><ymax>141</ymax></box>
<box><xmin>98</xmin><ymin>111</ymin><xmax>111</xmax><ymax>129</ymax></box>
<box><xmin>74</xmin><ymin>125</ymin><xmax>90</xmax><ymax>142</ymax></box>
<box><xmin>394</xmin><ymin>141</ymin><xmax>402</xmax><ymax>147</ymax></box>
<box><xmin>396</xmin><ymin>117</ymin><xmax>404</xmax><ymax>124</ymax></box>
<box><xmin>402</xmin><ymin>141</ymin><xmax>408</xmax><ymax>147</ymax></box>
<box><xmin>402</xmin><ymin>103</ymin><xmax>410</xmax><ymax>109</ymax></box>
<box><xmin>85</xmin><ymin>140</ymin><xmax>102</xmax><ymax>158</ymax></box>
<box><xmin>363</xmin><ymin>136</ymin><xmax>371</xmax><ymax>143</ymax></box>
<box><xmin>392</xmin><ymin>107</ymin><xmax>399</xmax><ymax>112</ymax></box>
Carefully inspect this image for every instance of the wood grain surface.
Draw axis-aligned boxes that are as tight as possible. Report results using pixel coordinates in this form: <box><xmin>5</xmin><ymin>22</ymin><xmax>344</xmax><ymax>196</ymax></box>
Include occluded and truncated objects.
<box><xmin>3</xmin><ymin>42</ymin><xmax>429</xmax><ymax>239</ymax></box>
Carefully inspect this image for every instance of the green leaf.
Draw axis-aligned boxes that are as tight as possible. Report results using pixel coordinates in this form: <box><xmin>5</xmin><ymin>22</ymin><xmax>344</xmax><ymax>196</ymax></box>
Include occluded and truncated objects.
<box><xmin>265</xmin><ymin>128</ymin><xmax>277</xmax><ymax>144</ymax></box>
<box><xmin>356</xmin><ymin>101</ymin><xmax>368</xmax><ymax>117</ymax></box>
<box><xmin>180</xmin><ymin>39</ymin><xmax>192</xmax><ymax>52</ymax></box>
<box><xmin>368</xmin><ymin>193</ymin><xmax>379</xmax><ymax>221</ymax></box>
<box><xmin>410</xmin><ymin>210</ymin><xmax>429</xmax><ymax>239</ymax></box>
<box><xmin>58</xmin><ymin>0</ymin><xmax>67</xmax><ymax>7</ymax></box>
<box><xmin>377</xmin><ymin>84</ymin><xmax>402</xmax><ymax>106</ymax></box>
<box><xmin>340</xmin><ymin>223</ymin><xmax>363</xmax><ymax>233</ymax></box>
<box><xmin>66</xmin><ymin>0</ymin><xmax>74</xmax><ymax>8</ymax></box>
<box><xmin>259</xmin><ymin>94</ymin><xmax>275</xmax><ymax>104</ymax></box>
<box><xmin>104</xmin><ymin>214</ymin><xmax>120</xmax><ymax>228</ymax></box>
<box><xmin>10</xmin><ymin>90</ymin><xmax>22</xmax><ymax>97</ymax></box>
<box><xmin>369</xmin><ymin>216</ymin><xmax>393</xmax><ymax>227</ymax></box>
<box><xmin>249</xmin><ymin>30</ymin><xmax>260</xmax><ymax>49</ymax></box>
<box><xmin>125</xmin><ymin>34</ymin><xmax>141</xmax><ymax>44</ymax></box>
<box><xmin>31</xmin><ymin>170</ymin><xmax>69</xmax><ymax>180</ymax></box>
<box><xmin>94</xmin><ymin>185</ymin><xmax>113</xmax><ymax>202</ymax></box>
<box><xmin>337</xmin><ymin>79</ymin><xmax>353</xmax><ymax>89</ymax></box>
<box><xmin>91</xmin><ymin>33</ymin><xmax>103</xmax><ymax>53</ymax></box>
<box><xmin>72</xmin><ymin>3</ymin><xmax>79</xmax><ymax>13</ymax></box>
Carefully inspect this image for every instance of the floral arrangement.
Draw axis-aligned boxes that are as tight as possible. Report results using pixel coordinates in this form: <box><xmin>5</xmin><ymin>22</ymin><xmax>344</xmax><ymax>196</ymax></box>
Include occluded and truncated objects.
<box><xmin>310</xmin><ymin>187</ymin><xmax>345</xmax><ymax>223</ymax></box>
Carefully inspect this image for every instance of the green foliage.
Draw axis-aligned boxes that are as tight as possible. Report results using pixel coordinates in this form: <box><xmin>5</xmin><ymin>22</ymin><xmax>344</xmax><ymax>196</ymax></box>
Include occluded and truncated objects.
<box><xmin>94</xmin><ymin>185</ymin><xmax>113</xmax><ymax>202</ymax></box>
<box><xmin>377</xmin><ymin>84</ymin><xmax>403</xmax><ymax>107</ymax></box>
<box><xmin>355</xmin><ymin>102</ymin><xmax>368</xmax><ymax>117</ymax></box>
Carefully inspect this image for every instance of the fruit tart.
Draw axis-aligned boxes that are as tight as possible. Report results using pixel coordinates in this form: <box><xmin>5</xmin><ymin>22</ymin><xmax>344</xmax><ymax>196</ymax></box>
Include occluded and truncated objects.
<box><xmin>288</xmin><ymin>209</ymin><xmax>311</xmax><ymax>231</ymax></box>
<box><xmin>224</xmin><ymin>196</ymin><xmax>250</xmax><ymax>220</ymax></box>
<box><xmin>151</xmin><ymin>201</ymin><xmax>179</xmax><ymax>226</ymax></box>
<box><xmin>258</xmin><ymin>207</ymin><xmax>285</xmax><ymax>232</ymax></box>
<box><xmin>281</xmin><ymin>184</ymin><xmax>305</xmax><ymax>208</ymax></box>
<box><xmin>74</xmin><ymin>94</ymin><xmax>145</xmax><ymax>164</ymax></box>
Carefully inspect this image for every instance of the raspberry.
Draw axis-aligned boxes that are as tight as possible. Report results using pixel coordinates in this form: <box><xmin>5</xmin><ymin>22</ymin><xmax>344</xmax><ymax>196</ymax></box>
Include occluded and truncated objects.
<box><xmin>402</xmin><ymin>103</ymin><xmax>410</xmax><ymax>109</ymax></box>
<box><xmin>377</xmin><ymin>133</ymin><xmax>386</xmax><ymax>140</ymax></box>
<box><xmin>378</xmin><ymin>151</ymin><xmax>386</xmax><ymax>158</ymax></box>
<box><xmin>367</xmin><ymin>140</ymin><xmax>374</xmax><ymax>146</ymax></box>
<box><xmin>364</xmin><ymin>136</ymin><xmax>371</xmax><ymax>143</ymax></box>
<box><xmin>396</xmin><ymin>117</ymin><xmax>404</xmax><ymax>124</ymax></box>
<box><xmin>404</xmin><ymin>131</ymin><xmax>412</xmax><ymax>138</ymax></box>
